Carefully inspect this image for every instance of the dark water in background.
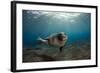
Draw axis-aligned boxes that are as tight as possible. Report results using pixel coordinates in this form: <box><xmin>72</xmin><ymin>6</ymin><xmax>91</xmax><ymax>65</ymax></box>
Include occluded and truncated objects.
<box><xmin>23</xmin><ymin>10</ymin><xmax>91</xmax><ymax>48</ymax></box>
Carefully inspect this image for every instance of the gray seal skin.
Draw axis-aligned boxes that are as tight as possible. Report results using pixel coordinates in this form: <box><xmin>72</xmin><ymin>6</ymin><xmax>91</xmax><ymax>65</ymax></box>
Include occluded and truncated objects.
<box><xmin>38</xmin><ymin>32</ymin><xmax>68</xmax><ymax>53</ymax></box>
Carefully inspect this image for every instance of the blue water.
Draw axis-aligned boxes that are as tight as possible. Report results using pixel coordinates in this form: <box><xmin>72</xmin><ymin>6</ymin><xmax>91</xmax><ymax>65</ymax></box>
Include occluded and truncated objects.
<box><xmin>23</xmin><ymin>10</ymin><xmax>91</xmax><ymax>48</ymax></box>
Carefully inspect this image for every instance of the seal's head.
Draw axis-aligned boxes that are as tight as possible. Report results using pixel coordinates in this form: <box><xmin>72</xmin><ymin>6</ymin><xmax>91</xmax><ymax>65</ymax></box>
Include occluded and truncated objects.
<box><xmin>57</xmin><ymin>32</ymin><xmax>67</xmax><ymax>42</ymax></box>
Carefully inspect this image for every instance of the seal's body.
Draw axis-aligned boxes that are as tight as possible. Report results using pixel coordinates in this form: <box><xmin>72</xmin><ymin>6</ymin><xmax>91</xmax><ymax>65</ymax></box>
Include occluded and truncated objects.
<box><xmin>38</xmin><ymin>32</ymin><xmax>68</xmax><ymax>52</ymax></box>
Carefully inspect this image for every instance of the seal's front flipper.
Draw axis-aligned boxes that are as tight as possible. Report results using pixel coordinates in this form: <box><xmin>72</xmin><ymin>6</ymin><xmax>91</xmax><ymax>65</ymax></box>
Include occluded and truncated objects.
<box><xmin>59</xmin><ymin>46</ymin><xmax>63</xmax><ymax>53</ymax></box>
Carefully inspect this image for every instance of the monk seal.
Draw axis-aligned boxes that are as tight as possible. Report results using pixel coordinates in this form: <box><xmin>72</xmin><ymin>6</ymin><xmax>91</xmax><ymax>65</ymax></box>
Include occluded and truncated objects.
<box><xmin>38</xmin><ymin>32</ymin><xmax>68</xmax><ymax>52</ymax></box>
